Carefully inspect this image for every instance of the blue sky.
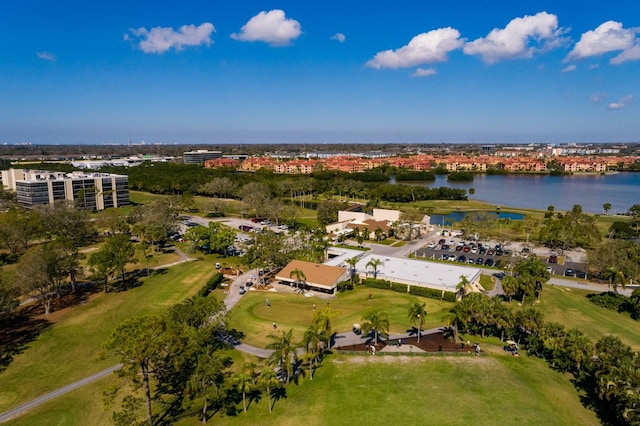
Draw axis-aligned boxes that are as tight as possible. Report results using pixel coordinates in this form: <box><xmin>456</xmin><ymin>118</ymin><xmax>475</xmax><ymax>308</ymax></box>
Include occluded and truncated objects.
<box><xmin>1</xmin><ymin>1</ymin><xmax>639</xmax><ymax>144</ymax></box>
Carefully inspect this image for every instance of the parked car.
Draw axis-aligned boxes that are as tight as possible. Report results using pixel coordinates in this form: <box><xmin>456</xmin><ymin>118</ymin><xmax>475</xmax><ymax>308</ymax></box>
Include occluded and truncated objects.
<box><xmin>467</xmin><ymin>258</ymin><xmax>475</xmax><ymax>264</ymax></box>
<box><xmin>565</xmin><ymin>268</ymin><xmax>574</xmax><ymax>277</ymax></box>
<box><xmin>440</xmin><ymin>254</ymin><xmax>449</xmax><ymax>261</ymax></box>
<box><xmin>245</xmin><ymin>281</ymin><xmax>253</xmax><ymax>287</ymax></box>
<box><xmin>484</xmin><ymin>258</ymin><xmax>494</xmax><ymax>267</ymax></box>
<box><xmin>448</xmin><ymin>254</ymin><xmax>457</xmax><ymax>261</ymax></box>
<box><xmin>548</xmin><ymin>255</ymin><xmax>558</xmax><ymax>263</ymax></box>
<box><xmin>438</xmin><ymin>239</ymin><xmax>446</xmax><ymax>245</ymax></box>
<box><xmin>428</xmin><ymin>242</ymin><xmax>437</xmax><ymax>249</ymax></box>
<box><xmin>457</xmin><ymin>255</ymin><xmax>466</xmax><ymax>262</ymax></box>
<box><xmin>462</xmin><ymin>245</ymin><xmax>470</xmax><ymax>252</ymax></box>
<box><xmin>476</xmin><ymin>257</ymin><xmax>484</xmax><ymax>265</ymax></box>
<box><xmin>239</xmin><ymin>286</ymin><xmax>246</xmax><ymax>294</ymax></box>
<box><xmin>546</xmin><ymin>266</ymin><xmax>553</xmax><ymax>274</ymax></box>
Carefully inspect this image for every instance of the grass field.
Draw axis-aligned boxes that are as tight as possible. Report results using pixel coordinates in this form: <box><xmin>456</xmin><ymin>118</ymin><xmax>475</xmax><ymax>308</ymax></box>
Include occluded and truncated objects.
<box><xmin>177</xmin><ymin>353</ymin><xmax>599</xmax><ymax>426</ymax></box>
<box><xmin>0</xmin><ymin>260</ymin><xmax>217</xmax><ymax>413</ymax></box>
<box><xmin>227</xmin><ymin>287</ymin><xmax>454</xmax><ymax>348</ymax></box>
<box><xmin>7</xmin><ymin>351</ymin><xmax>599</xmax><ymax>425</ymax></box>
<box><xmin>540</xmin><ymin>284</ymin><xmax>640</xmax><ymax>350</ymax></box>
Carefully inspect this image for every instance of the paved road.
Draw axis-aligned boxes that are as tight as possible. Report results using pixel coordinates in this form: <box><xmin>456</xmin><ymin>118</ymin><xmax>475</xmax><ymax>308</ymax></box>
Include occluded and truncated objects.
<box><xmin>0</xmin><ymin>364</ymin><xmax>122</xmax><ymax>424</ymax></box>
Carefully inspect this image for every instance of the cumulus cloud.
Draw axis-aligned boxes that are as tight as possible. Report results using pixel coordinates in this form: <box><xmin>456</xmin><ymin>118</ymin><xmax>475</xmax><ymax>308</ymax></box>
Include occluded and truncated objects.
<box><xmin>331</xmin><ymin>33</ymin><xmax>346</xmax><ymax>43</ymax></box>
<box><xmin>463</xmin><ymin>11</ymin><xmax>566</xmax><ymax>64</ymax></box>
<box><xmin>608</xmin><ymin>95</ymin><xmax>633</xmax><ymax>110</ymax></box>
<box><xmin>566</xmin><ymin>21</ymin><xmax>637</xmax><ymax>61</ymax></box>
<box><xmin>561</xmin><ymin>64</ymin><xmax>576</xmax><ymax>72</ymax></box>
<box><xmin>590</xmin><ymin>93</ymin><xmax>606</xmax><ymax>103</ymax></box>
<box><xmin>611</xmin><ymin>44</ymin><xmax>640</xmax><ymax>64</ymax></box>
<box><xmin>36</xmin><ymin>51</ymin><xmax>56</xmax><ymax>61</ymax></box>
<box><xmin>231</xmin><ymin>9</ymin><xmax>301</xmax><ymax>46</ymax></box>
<box><xmin>413</xmin><ymin>67</ymin><xmax>437</xmax><ymax>77</ymax></box>
<box><xmin>366</xmin><ymin>27</ymin><xmax>463</xmax><ymax>69</ymax></box>
<box><xmin>128</xmin><ymin>23</ymin><xmax>215</xmax><ymax>54</ymax></box>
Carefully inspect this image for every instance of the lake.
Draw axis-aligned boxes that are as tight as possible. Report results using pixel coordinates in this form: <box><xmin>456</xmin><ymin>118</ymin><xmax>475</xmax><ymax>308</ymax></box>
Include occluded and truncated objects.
<box><xmin>421</xmin><ymin>172</ymin><xmax>640</xmax><ymax>214</ymax></box>
<box><xmin>431</xmin><ymin>211</ymin><xmax>524</xmax><ymax>225</ymax></box>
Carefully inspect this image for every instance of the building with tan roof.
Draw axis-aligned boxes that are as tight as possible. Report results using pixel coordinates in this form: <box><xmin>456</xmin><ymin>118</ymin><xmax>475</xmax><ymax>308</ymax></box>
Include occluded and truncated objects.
<box><xmin>275</xmin><ymin>259</ymin><xmax>349</xmax><ymax>294</ymax></box>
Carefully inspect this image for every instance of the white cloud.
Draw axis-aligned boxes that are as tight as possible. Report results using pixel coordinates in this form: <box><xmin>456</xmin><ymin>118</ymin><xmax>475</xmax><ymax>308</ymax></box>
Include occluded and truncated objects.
<box><xmin>331</xmin><ymin>33</ymin><xmax>346</xmax><ymax>43</ymax></box>
<box><xmin>590</xmin><ymin>93</ymin><xmax>606</xmax><ymax>103</ymax></box>
<box><xmin>231</xmin><ymin>9</ymin><xmax>301</xmax><ymax>46</ymax></box>
<box><xmin>463</xmin><ymin>11</ymin><xmax>566</xmax><ymax>64</ymax></box>
<box><xmin>561</xmin><ymin>64</ymin><xmax>576</xmax><ymax>73</ymax></box>
<box><xmin>566</xmin><ymin>21</ymin><xmax>637</xmax><ymax>61</ymax></box>
<box><xmin>588</xmin><ymin>63</ymin><xmax>600</xmax><ymax>70</ymax></box>
<box><xmin>128</xmin><ymin>23</ymin><xmax>215</xmax><ymax>54</ymax></box>
<box><xmin>611</xmin><ymin>44</ymin><xmax>640</xmax><ymax>64</ymax></box>
<box><xmin>413</xmin><ymin>67</ymin><xmax>437</xmax><ymax>77</ymax></box>
<box><xmin>36</xmin><ymin>51</ymin><xmax>56</xmax><ymax>61</ymax></box>
<box><xmin>366</xmin><ymin>27</ymin><xmax>463</xmax><ymax>69</ymax></box>
<box><xmin>608</xmin><ymin>95</ymin><xmax>633</xmax><ymax>110</ymax></box>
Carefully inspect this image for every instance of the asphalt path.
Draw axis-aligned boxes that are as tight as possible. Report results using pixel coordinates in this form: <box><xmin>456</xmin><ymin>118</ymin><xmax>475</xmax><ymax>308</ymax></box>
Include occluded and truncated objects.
<box><xmin>0</xmin><ymin>364</ymin><xmax>122</xmax><ymax>423</ymax></box>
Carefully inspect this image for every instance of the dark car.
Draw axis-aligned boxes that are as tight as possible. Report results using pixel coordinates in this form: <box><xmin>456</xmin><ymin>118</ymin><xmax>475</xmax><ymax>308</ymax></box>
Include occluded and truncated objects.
<box><xmin>457</xmin><ymin>255</ymin><xmax>466</xmax><ymax>262</ymax></box>
<box><xmin>484</xmin><ymin>258</ymin><xmax>494</xmax><ymax>267</ymax></box>
<box><xmin>476</xmin><ymin>257</ymin><xmax>484</xmax><ymax>265</ymax></box>
<box><xmin>438</xmin><ymin>238</ymin><xmax>446</xmax><ymax>245</ymax></box>
<box><xmin>245</xmin><ymin>281</ymin><xmax>254</xmax><ymax>287</ymax></box>
<box><xmin>548</xmin><ymin>255</ymin><xmax>558</xmax><ymax>263</ymax></box>
<box><xmin>564</xmin><ymin>268</ymin><xmax>574</xmax><ymax>277</ymax></box>
<box><xmin>239</xmin><ymin>286</ymin><xmax>246</xmax><ymax>294</ymax></box>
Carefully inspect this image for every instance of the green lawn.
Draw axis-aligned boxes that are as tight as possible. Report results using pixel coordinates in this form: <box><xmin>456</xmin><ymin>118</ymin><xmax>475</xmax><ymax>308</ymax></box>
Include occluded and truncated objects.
<box><xmin>177</xmin><ymin>352</ymin><xmax>598</xmax><ymax>426</ymax></box>
<box><xmin>540</xmin><ymin>284</ymin><xmax>640</xmax><ymax>350</ymax></box>
<box><xmin>227</xmin><ymin>287</ymin><xmax>454</xmax><ymax>348</ymax></box>
<box><xmin>0</xmin><ymin>260</ymin><xmax>217</xmax><ymax>413</ymax></box>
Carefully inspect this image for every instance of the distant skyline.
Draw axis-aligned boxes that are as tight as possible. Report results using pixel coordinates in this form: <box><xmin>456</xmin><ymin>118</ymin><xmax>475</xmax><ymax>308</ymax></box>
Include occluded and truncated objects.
<box><xmin>1</xmin><ymin>1</ymin><xmax>639</xmax><ymax>144</ymax></box>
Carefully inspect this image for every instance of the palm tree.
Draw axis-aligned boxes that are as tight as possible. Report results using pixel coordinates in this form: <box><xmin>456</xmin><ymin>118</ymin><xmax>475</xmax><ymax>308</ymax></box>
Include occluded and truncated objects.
<box><xmin>266</xmin><ymin>329</ymin><xmax>296</xmax><ymax>384</ymax></box>
<box><xmin>289</xmin><ymin>268</ymin><xmax>306</xmax><ymax>290</ymax></box>
<box><xmin>603</xmin><ymin>265</ymin><xmax>626</xmax><ymax>293</ymax></box>
<box><xmin>456</xmin><ymin>275</ymin><xmax>473</xmax><ymax>300</ymax></box>
<box><xmin>501</xmin><ymin>275</ymin><xmax>519</xmax><ymax>302</ymax></box>
<box><xmin>374</xmin><ymin>227</ymin><xmax>384</xmax><ymax>242</ymax></box>
<box><xmin>259</xmin><ymin>365</ymin><xmax>279</xmax><ymax>413</ymax></box>
<box><xmin>233</xmin><ymin>372</ymin><xmax>252</xmax><ymax>413</ymax></box>
<box><xmin>408</xmin><ymin>302</ymin><xmax>427</xmax><ymax>343</ymax></box>
<box><xmin>345</xmin><ymin>257</ymin><xmax>359</xmax><ymax>284</ymax></box>
<box><xmin>302</xmin><ymin>323</ymin><xmax>324</xmax><ymax>379</ymax></box>
<box><xmin>366</xmin><ymin>258</ymin><xmax>384</xmax><ymax>279</ymax></box>
<box><xmin>361</xmin><ymin>310</ymin><xmax>390</xmax><ymax>345</ymax></box>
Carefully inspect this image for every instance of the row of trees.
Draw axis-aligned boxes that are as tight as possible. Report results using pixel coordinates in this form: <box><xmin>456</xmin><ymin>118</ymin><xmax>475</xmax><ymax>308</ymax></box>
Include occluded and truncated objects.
<box><xmin>449</xmin><ymin>293</ymin><xmax>640</xmax><ymax>425</ymax></box>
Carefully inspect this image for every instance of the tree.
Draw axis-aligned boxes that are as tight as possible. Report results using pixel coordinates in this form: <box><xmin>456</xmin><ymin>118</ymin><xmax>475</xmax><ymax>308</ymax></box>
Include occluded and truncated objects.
<box><xmin>259</xmin><ymin>365</ymin><xmax>279</xmax><ymax>413</ymax></box>
<box><xmin>233</xmin><ymin>371</ymin><xmax>253</xmax><ymax>413</ymax></box>
<box><xmin>89</xmin><ymin>235</ymin><xmax>136</xmax><ymax>292</ymax></box>
<box><xmin>316</xmin><ymin>200</ymin><xmax>346</xmax><ymax>226</ymax></box>
<box><xmin>266</xmin><ymin>329</ymin><xmax>296</xmax><ymax>384</ymax></box>
<box><xmin>186</xmin><ymin>351</ymin><xmax>233</xmax><ymax>423</ymax></box>
<box><xmin>240</xmin><ymin>182</ymin><xmax>272</xmax><ymax>217</ymax></box>
<box><xmin>302</xmin><ymin>323</ymin><xmax>324</xmax><ymax>379</ymax></box>
<box><xmin>312</xmin><ymin>307</ymin><xmax>336</xmax><ymax>348</ymax></box>
<box><xmin>361</xmin><ymin>310</ymin><xmax>390</xmax><ymax>344</ymax></box>
<box><xmin>603</xmin><ymin>202</ymin><xmax>612</xmax><ymax>216</ymax></box>
<box><xmin>408</xmin><ymin>302</ymin><xmax>427</xmax><ymax>343</ymax></box>
<box><xmin>0</xmin><ymin>268</ymin><xmax>19</xmax><ymax>319</ymax></box>
<box><xmin>0</xmin><ymin>207</ymin><xmax>41</xmax><ymax>254</ymax></box>
<box><xmin>345</xmin><ymin>257</ymin><xmax>359</xmax><ymax>284</ymax></box>
<box><xmin>366</xmin><ymin>258</ymin><xmax>384</xmax><ymax>279</ymax></box>
<box><xmin>456</xmin><ymin>274</ymin><xmax>472</xmax><ymax>300</ymax></box>
<box><xmin>16</xmin><ymin>246</ymin><xmax>55</xmax><ymax>315</ymax></box>
<box><xmin>602</xmin><ymin>265</ymin><xmax>626</xmax><ymax>293</ymax></box>
<box><xmin>289</xmin><ymin>268</ymin><xmax>306</xmax><ymax>290</ymax></box>
<box><xmin>107</xmin><ymin>315</ymin><xmax>174</xmax><ymax>425</ymax></box>
<box><xmin>38</xmin><ymin>202</ymin><xmax>95</xmax><ymax>247</ymax></box>
<box><xmin>501</xmin><ymin>275</ymin><xmax>519</xmax><ymax>302</ymax></box>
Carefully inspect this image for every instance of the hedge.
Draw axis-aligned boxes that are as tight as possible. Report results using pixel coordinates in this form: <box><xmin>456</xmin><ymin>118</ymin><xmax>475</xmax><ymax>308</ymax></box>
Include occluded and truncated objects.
<box><xmin>197</xmin><ymin>272</ymin><xmax>224</xmax><ymax>298</ymax></box>
<box><xmin>409</xmin><ymin>285</ymin><xmax>457</xmax><ymax>302</ymax></box>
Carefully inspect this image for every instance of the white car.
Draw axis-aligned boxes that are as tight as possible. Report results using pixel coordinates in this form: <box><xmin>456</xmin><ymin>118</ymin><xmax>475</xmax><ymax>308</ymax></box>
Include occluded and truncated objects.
<box><xmin>448</xmin><ymin>254</ymin><xmax>457</xmax><ymax>261</ymax></box>
<box><xmin>471</xmin><ymin>247</ymin><xmax>479</xmax><ymax>254</ymax></box>
<box><xmin>428</xmin><ymin>242</ymin><xmax>437</xmax><ymax>249</ymax></box>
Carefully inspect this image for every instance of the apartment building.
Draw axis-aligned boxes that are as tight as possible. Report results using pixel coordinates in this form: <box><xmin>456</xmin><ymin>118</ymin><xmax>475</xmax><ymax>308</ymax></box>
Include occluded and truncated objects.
<box><xmin>1</xmin><ymin>168</ymin><xmax>129</xmax><ymax>211</ymax></box>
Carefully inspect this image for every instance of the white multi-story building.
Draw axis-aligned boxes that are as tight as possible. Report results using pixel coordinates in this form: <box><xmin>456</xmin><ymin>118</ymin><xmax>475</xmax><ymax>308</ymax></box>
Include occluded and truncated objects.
<box><xmin>1</xmin><ymin>168</ymin><xmax>129</xmax><ymax>211</ymax></box>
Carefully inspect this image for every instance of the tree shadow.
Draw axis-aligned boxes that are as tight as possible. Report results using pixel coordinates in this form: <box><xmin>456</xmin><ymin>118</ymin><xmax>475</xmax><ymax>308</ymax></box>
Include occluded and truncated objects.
<box><xmin>0</xmin><ymin>306</ymin><xmax>52</xmax><ymax>373</ymax></box>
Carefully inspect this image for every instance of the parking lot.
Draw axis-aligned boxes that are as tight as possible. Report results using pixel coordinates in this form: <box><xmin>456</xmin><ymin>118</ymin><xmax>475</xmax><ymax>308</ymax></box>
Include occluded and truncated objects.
<box><xmin>415</xmin><ymin>237</ymin><xmax>587</xmax><ymax>277</ymax></box>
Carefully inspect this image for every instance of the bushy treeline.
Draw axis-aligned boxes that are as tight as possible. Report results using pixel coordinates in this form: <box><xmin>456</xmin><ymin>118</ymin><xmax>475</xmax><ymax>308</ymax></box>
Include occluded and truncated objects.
<box><xmin>451</xmin><ymin>293</ymin><xmax>640</xmax><ymax>425</ymax></box>
<box><xmin>360</xmin><ymin>278</ymin><xmax>456</xmax><ymax>302</ymax></box>
<box><xmin>99</xmin><ymin>162</ymin><xmax>467</xmax><ymax>203</ymax></box>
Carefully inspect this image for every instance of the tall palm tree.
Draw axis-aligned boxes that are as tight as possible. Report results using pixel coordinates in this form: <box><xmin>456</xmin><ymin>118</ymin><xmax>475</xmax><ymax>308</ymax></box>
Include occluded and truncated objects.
<box><xmin>456</xmin><ymin>275</ymin><xmax>472</xmax><ymax>300</ymax></box>
<box><xmin>408</xmin><ymin>302</ymin><xmax>427</xmax><ymax>343</ymax></box>
<box><xmin>345</xmin><ymin>256</ymin><xmax>359</xmax><ymax>284</ymax></box>
<box><xmin>361</xmin><ymin>310</ymin><xmax>390</xmax><ymax>344</ymax></box>
<box><xmin>266</xmin><ymin>329</ymin><xmax>296</xmax><ymax>384</ymax></box>
<box><xmin>233</xmin><ymin>372</ymin><xmax>252</xmax><ymax>413</ymax></box>
<box><xmin>259</xmin><ymin>365</ymin><xmax>279</xmax><ymax>413</ymax></box>
<box><xmin>603</xmin><ymin>265</ymin><xmax>626</xmax><ymax>293</ymax></box>
<box><xmin>289</xmin><ymin>268</ymin><xmax>306</xmax><ymax>290</ymax></box>
<box><xmin>366</xmin><ymin>258</ymin><xmax>384</xmax><ymax>279</ymax></box>
<box><xmin>302</xmin><ymin>323</ymin><xmax>324</xmax><ymax>379</ymax></box>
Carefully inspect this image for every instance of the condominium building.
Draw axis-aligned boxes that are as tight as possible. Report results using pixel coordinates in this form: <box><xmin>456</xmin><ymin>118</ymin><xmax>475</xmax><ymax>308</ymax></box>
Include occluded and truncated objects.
<box><xmin>183</xmin><ymin>150</ymin><xmax>222</xmax><ymax>164</ymax></box>
<box><xmin>1</xmin><ymin>168</ymin><xmax>129</xmax><ymax>211</ymax></box>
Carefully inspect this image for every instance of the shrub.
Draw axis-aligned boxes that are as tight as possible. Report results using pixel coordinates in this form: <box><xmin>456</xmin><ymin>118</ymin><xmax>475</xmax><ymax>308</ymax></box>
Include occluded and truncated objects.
<box><xmin>389</xmin><ymin>282</ymin><xmax>408</xmax><ymax>293</ymax></box>
<box><xmin>336</xmin><ymin>280</ymin><xmax>354</xmax><ymax>293</ymax></box>
<box><xmin>410</xmin><ymin>285</ymin><xmax>456</xmax><ymax>302</ymax></box>
<box><xmin>197</xmin><ymin>272</ymin><xmax>224</xmax><ymax>298</ymax></box>
<box><xmin>587</xmin><ymin>291</ymin><xmax>627</xmax><ymax>311</ymax></box>
<box><xmin>362</xmin><ymin>278</ymin><xmax>391</xmax><ymax>290</ymax></box>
